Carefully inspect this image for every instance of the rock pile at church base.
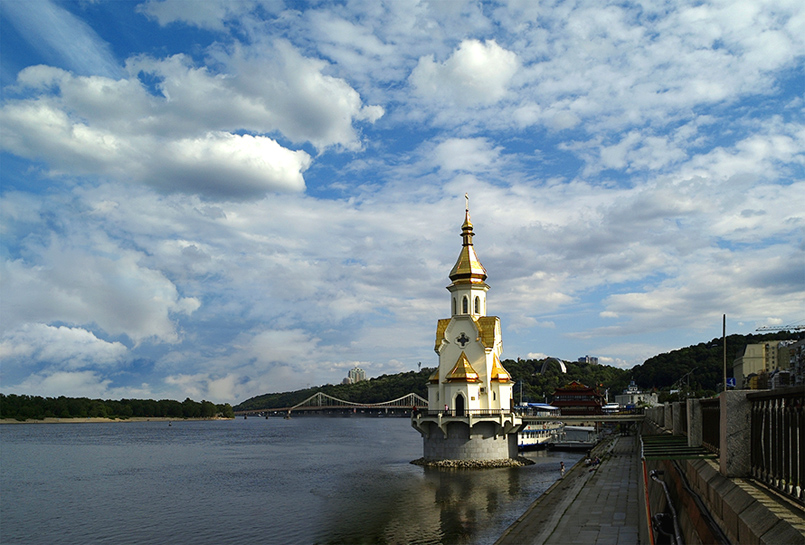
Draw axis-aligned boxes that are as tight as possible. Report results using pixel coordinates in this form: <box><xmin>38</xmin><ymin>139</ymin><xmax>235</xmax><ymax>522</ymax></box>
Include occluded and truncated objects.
<box><xmin>410</xmin><ymin>457</ymin><xmax>534</xmax><ymax>469</ymax></box>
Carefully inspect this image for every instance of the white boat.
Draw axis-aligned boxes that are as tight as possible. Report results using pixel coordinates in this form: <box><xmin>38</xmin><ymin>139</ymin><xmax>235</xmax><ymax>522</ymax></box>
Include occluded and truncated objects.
<box><xmin>518</xmin><ymin>421</ymin><xmax>563</xmax><ymax>449</ymax></box>
<box><xmin>602</xmin><ymin>403</ymin><xmax>620</xmax><ymax>414</ymax></box>
<box><xmin>517</xmin><ymin>403</ymin><xmax>563</xmax><ymax>449</ymax></box>
<box><xmin>549</xmin><ymin>425</ymin><xmax>599</xmax><ymax>450</ymax></box>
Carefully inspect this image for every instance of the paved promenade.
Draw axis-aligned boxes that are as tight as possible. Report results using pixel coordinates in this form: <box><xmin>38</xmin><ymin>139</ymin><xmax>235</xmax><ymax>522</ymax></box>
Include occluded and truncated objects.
<box><xmin>496</xmin><ymin>435</ymin><xmax>641</xmax><ymax>545</ymax></box>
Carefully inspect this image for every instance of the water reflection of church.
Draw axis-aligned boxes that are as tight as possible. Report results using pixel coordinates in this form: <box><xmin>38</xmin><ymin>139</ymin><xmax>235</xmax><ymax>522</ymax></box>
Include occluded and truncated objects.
<box><xmin>411</xmin><ymin>197</ymin><xmax>521</xmax><ymax>462</ymax></box>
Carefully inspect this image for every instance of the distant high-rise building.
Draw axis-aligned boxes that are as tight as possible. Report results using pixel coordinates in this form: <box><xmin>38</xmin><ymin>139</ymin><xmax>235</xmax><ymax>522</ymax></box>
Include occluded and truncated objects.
<box><xmin>348</xmin><ymin>367</ymin><xmax>366</xmax><ymax>383</ymax></box>
<box><xmin>578</xmin><ymin>355</ymin><xmax>598</xmax><ymax>365</ymax></box>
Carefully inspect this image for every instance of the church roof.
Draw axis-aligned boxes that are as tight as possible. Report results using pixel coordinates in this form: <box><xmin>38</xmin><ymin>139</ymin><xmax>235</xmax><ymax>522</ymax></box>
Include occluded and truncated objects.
<box><xmin>553</xmin><ymin>381</ymin><xmax>601</xmax><ymax>395</ymax></box>
<box><xmin>434</xmin><ymin>319</ymin><xmax>450</xmax><ymax>352</ymax></box>
<box><xmin>446</xmin><ymin>352</ymin><xmax>481</xmax><ymax>382</ymax></box>
<box><xmin>490</xmin><ymin>354</ymin><xmax>512</xmax><ymax>382</ymax></box>
<box><xmin>434</xmin><ymin>316</ymin><xmax>500</xmax><ymax>352</ymax></box>
<box><xmin>448</xmin><ymin>208</ymin><xmax>487</xmax><ymax>285</ymax></box>
<box><xmin>472</xmin><ymin>316</ymin><xmax>499</xmax><ymax>350</ymax></box>
<box><xmin>428</xmin><ymin>368</ymin><xmax>440</xmax><ymax>383</ymax></box>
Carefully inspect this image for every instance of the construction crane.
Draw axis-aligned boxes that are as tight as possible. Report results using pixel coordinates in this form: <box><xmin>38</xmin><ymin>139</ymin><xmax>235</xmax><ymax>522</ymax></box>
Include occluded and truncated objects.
<box><xmin>755</xmin><ymin>323</ymin><xmax>805</xmax><ymax>331</ymax></box>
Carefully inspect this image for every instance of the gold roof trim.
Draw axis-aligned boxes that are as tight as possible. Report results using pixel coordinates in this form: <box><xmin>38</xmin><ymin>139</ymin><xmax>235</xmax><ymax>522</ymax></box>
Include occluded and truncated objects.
<box><xmin>472</xmin><ymin>316</ymin><xmax>500</xmax><ymax>349</ymax></box>
<box><xmin>434</xmin><ymin>319</ymin><xmax>451</xmax><ymax>352</ymax></box>
<box><xmin>446</xmin><ymin>352</ymin><xmax>481</xmax><ymax>383</ymax></box>
<box><xmin>490</xmin><ymin>354</ymin><xmax>512</xmax><ymax>382</ymax></box>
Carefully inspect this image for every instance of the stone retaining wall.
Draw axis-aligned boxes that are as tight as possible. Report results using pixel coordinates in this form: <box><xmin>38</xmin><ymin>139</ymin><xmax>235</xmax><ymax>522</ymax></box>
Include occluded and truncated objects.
<box><xmin>681</xmin><ymin>458</ymin><xmax>805</xmax><ymax>545</ymax></box>
<box><xmin>420</xmin><ymin>420</ymin><xmax>518</xmax><ymax>461</ymax></box>
<box><xmin>642</xmin><ymin>415</ymin><xmax>805</xmax><ymax>545</ymax></box>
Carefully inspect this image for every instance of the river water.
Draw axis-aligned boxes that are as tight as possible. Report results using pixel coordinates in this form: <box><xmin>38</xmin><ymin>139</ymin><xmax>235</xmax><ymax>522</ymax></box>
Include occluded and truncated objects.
<box><xmin>1</xmin><ymin>417</ymin><xmax>581</xmax><ymax>544</ymax></box>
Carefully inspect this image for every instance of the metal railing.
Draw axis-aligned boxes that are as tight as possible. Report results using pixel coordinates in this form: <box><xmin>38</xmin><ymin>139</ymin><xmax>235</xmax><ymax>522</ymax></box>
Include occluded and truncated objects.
<box><xmin>700</xmin><ymin>398</ymin><xmax>720</xmax><ymax>455</ymax></box>
<box><xmin>748</xmin><ymin>386</ymin><xmax>804</xmax><ymax>505</ymax></box>
<box><xmin>417</xmin><ymin>409</ymin><xmax>516</xmax><ymax>417</ymax></box>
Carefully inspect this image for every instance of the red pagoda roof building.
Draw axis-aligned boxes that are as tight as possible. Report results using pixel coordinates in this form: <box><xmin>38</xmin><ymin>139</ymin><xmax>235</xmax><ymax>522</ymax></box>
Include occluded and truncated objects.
<box><xmin>551</xmin><ymin>381</ymin><xmax>605</xmax><ymax>416</ymax></box>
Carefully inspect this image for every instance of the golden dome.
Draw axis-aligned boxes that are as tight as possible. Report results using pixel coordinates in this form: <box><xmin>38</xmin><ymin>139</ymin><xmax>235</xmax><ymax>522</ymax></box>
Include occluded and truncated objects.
<box><xmin>448</xmin><ymin>207</ymin><xmax>488</xmax><ymax>285</ymax></box>
<box><xmin>446</xmin><ymin>352</ymin><xmax>481</xmax><ymax>382</ymax></box>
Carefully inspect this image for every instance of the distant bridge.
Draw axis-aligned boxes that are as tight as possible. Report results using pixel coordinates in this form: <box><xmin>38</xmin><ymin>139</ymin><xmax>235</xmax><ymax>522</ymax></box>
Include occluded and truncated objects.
<box><xmin>235</xmin><ymin>391</ymin><xmax>428</xmax><ymax>416</ymax></box>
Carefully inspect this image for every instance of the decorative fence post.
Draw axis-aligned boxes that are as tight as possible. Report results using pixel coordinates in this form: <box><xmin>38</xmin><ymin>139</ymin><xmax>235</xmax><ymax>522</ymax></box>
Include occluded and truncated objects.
<box><xmin>664</xmin><ymin>404</ymin><xmax>673</xmax><ymax>431</ymax></box>
<box><xmin>672</xmin><ymin>402</ymin><xmax>682</xmax><ymax>435</ymax></box>
<box><xmin>720</xmin><ymin>390</ymin><xmax>752</xmax><ymax>478</ymax></box>
<box><xmin>687</xmin><ymin>398</ymin><xmax>702</xmax><ymax>448</ymax></box>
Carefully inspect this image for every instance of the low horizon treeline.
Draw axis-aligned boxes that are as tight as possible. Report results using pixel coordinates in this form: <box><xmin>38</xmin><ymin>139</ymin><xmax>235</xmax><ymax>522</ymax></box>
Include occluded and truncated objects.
<box><xmin>0</xmin><ymin>394</ymin><xmax>235</xmax><ymax>421</ymax></box>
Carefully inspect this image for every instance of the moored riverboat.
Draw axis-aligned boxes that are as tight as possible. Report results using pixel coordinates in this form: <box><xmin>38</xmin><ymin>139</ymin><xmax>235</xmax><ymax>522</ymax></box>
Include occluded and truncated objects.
<box><xmin>518</xmin><ymin>421</ymin><xmax>563</xmax><ymax>449</ymax></box>
<box><xmin>548</xmin><ymin>425</ymin><xmax>599</xmax><ymax>450</ymax></box>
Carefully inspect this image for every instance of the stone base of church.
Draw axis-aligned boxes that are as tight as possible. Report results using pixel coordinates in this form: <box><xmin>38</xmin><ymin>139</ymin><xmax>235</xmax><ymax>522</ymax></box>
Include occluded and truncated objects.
<box><xmin>413</xmin><ymin>419</ymin><xmax>520</xmax><ymax>462</ymax></box>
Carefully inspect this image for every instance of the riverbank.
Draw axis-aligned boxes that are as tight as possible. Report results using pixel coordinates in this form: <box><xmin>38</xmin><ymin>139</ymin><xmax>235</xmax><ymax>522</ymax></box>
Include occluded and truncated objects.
<box><xmin>495</xmin><ymin>435</ymin><xmax>639</xmax><ymax>545</ymax></box>
<box><xmin>0</xmin><ymin>417</ymin><xmax>233</xmax><ymax>424</ymax></box>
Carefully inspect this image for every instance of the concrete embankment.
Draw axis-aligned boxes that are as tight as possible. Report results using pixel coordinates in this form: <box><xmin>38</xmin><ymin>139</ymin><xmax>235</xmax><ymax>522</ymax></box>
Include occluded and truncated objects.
<box><xmin>496</xmin><ymin>435</ymin><xmax>640</xmax><ymax>545</ymax></box>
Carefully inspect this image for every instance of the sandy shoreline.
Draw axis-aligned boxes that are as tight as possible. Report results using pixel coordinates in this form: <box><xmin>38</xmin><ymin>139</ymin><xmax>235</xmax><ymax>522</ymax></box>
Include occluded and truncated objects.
<box><xmin>0</xmin><ymin>417</ymin><xmax>234</xmax><ymax>425</ymax></box>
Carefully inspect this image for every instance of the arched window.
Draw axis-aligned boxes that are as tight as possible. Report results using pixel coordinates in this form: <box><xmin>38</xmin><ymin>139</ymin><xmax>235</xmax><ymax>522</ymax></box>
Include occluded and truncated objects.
<box><xmin>462</xmin><ymin>296</ymin><xmax>468</xmax><ymax>314</ymax></box>
<box><xmin>493</xmin><ymin>391</ymin><xmax>496</xmax><ymax>401</ymax></box>
<box><xmin>453</xmin><ymin>298</ymin><xmax>457</xmax><ymax>315</ymax></box>
<box><xmin>474</xmin><ymin>296</ymin><xmax>480</xmax><ymax>314</ymax></box>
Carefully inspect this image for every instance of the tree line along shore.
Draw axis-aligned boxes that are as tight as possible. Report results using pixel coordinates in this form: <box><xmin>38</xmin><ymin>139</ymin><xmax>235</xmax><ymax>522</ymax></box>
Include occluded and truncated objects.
<box><xmin>0</xmin><ymin>394</ymin><xmax>235</xmax><ymax>422</ymax></box>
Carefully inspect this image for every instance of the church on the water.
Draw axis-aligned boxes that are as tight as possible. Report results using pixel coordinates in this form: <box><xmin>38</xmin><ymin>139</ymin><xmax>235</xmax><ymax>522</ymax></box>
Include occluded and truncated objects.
<box><xmin>412</xmin><ymin>197</ymin><xmax>522</xmax><ymax>463</ymax></box>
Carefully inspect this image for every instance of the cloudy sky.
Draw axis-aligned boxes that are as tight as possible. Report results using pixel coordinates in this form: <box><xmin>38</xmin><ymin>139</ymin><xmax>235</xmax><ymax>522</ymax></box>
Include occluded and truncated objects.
<box><xmin>1</xmin><ymin>0</ymin><xmax>803</xmax><ymax>404</ymax></box>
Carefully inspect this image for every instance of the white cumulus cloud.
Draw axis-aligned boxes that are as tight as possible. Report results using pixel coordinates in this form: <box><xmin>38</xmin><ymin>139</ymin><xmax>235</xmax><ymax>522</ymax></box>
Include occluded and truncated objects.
<box><xmin>0</xmin><ymin>324</ymin><xmax>128</xmax><ymax>369</ymax></box>
<box><xmin>1</xmin><ymin>236</ymin><xmax>199</xmax><ymax>344</ymax></box>
<box><xmin>410</xmin><ymin>39</ymin><xmax>519</xmax><ymax>106</ymax></box>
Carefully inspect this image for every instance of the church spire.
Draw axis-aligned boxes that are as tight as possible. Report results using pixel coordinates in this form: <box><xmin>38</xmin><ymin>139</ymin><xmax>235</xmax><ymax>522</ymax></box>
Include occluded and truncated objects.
<box><xmin>461</xmin><ymin>193</ymin><xmax>474</xmax><ymax>247</ymax></box>
<box><xmin>449</xmin><ymin>194</ymin><xmax>487</xmax><ymax>285</ymax></box>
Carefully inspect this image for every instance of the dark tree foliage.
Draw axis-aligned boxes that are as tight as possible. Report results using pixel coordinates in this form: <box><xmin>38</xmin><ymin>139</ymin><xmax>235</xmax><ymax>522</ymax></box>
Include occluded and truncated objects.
<box><xmin>0</xmin><ymin>394</ymin><xmax>235</xmax><ymax>421</ymax></box>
